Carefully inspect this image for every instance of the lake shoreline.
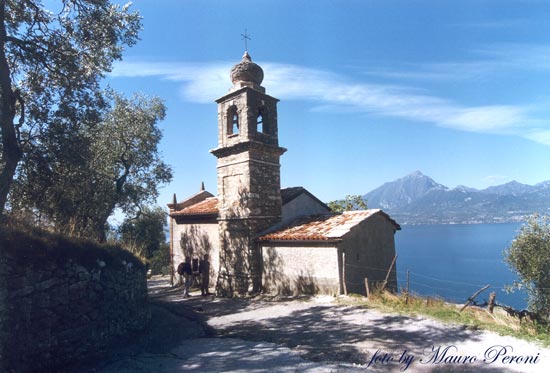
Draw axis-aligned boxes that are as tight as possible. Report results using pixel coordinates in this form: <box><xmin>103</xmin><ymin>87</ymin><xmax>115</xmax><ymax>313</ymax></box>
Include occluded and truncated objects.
<box><xmin>395</xmin><ymin>222</ymin><xmax>527</xmax><ymax>309</ymax></box>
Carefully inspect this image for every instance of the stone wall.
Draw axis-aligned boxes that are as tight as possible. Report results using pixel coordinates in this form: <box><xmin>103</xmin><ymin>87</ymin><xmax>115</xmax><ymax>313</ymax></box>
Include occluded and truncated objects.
<box><xmin>0</xmin><ymin>228</ymin><xmax>150</xmax><ymax>373</ymax></box>
<box><xmin>172</xmin><ymin>222</ymin><xmax>219</xmax><ymax>285</ymax></box>
<box><xmin>281</xmin><ymin>193</ymin><xmax>331</xmax><ymax>226</ymax></box>
<box><xmin>342</xmin><ymin>213</ymin><xmax>398</xmax><ymax>295</ymax></box>
<box><xmin>260</xmin><ymin>212</ymin><xmax>399</xmax><ymax>297</ymax></box>
<box><xmin>262</xmin><ymin>244</ymin><xmax>341</xmax><ymax>295</ymax></box>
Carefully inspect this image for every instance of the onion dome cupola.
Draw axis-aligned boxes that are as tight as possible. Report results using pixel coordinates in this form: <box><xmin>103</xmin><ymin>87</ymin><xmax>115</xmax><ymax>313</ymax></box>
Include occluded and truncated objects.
<box><xmin>213</xmin><ymin>51</ymin><xmax>285</xmax><ymax>149</ymax></box>
<box><xmin>229</xmin><ymin>51</ymin><xmax>265</xmax><ymax>93</ymax></box>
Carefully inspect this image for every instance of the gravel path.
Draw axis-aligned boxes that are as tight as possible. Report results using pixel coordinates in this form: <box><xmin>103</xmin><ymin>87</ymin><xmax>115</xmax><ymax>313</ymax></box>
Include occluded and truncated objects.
<box><xmin>92</xmin><ymin>277</ymin><xmax>550</xmax><ymax>372</ymax></box>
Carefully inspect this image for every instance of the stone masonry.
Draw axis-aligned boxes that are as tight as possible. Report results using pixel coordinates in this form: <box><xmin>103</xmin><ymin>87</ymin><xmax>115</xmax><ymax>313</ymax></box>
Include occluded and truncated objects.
<box><xmin>211</xmin><ymin>52</ymin><xmax>286</xmax><ymax>295</ymax></box>
<box><xmin>0</xmin><ymin>229</ymin><xmax>149</xmax><ymax>372</ymax></box>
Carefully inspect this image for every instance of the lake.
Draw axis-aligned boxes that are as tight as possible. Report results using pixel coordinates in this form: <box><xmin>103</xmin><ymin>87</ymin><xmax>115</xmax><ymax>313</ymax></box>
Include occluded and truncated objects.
<box><xmin>395</xmin><ymin>222</ymin><xmax>528</xmax><ymax>310</ymax></box>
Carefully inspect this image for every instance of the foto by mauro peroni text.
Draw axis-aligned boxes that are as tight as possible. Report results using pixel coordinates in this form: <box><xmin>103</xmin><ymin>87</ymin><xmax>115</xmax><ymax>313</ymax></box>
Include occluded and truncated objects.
<box><xmin>366</xmin><ymin>345</ymin><xmax>540</xmax><ymax>371</ymax></box>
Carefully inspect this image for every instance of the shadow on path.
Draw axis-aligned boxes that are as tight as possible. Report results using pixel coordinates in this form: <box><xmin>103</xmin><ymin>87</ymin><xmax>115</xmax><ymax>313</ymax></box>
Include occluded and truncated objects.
<box><xmin>207</xmin><ymin>303</ymin><xmax>481</xmax><ymax>365</ymax></box>
<box><xmin>64</xmin><ymin>284</ymin><xmax>212</xmax><ymax>372</ymax></box>
<box><xmin>144</xmin><ymin>280</ymin><xmax>485</xmax><ymax>366</ymax></box>
<box><xmin>66</xmin><ymin>277</ymin><xmax>539</xmax><ymax>372</ymax></box>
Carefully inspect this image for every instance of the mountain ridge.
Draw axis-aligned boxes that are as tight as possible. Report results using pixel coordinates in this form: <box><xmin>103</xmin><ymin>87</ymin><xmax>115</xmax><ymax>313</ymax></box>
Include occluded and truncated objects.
<box><xmin>362</xmin><ymin>172</ymin><xmax>550</xmax><ymax>225</ymax></box>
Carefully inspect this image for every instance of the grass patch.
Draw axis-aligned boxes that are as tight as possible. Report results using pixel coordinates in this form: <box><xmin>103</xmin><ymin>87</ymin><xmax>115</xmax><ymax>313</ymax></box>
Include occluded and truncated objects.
<box><xmin>339</xmin><ymin>291</ymin><xmax>550</xmax><ymax>347</ymax></box>
<box><xmin>0</xmin><ymin>225</ymin><xmax>145</xmax><ymax>271</ymax></box>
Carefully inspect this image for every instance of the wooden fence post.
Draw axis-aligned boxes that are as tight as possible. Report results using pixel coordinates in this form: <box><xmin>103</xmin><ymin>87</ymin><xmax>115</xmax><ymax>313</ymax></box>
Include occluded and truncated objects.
<box><xmin>460</xmin><ymin>285</ymin><xmax>491</xmax><ymax>312</ymax></box>
<box><xmin>405</xmin><ymin>270</ymin><xmax>410</xmax><ymax>305</ymax></box>
<box><xmin>342</xmin><ymin>251</ymin><xmax>347</xmax><ymax>295</ymax></box>
<box><xmin>364</xmin><ymin>277</ymin><xmax>370</xmax><ymax>298</ymax></box>
<box><xmin>488</xmin><ymin>292</ymin><xmax>496</xmax><ymax>314</ymax></box>
<box><xmin>381</xmin><ymin>255</ymin><xmax>397</xmax><ymax>291</ymax></box>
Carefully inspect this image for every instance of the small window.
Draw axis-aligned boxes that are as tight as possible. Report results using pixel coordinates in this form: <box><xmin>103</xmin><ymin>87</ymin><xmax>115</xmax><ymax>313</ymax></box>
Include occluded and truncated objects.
<box><xmin>227</xmin><ymin>106</ymin><xmax>239</xmax><ymax>135</ymax></box>
<box><xmin>232</xmin><ymin>113</ymin><xmax>239</xmax><ymax>134</ymax></box>
<box><xmin>257</xmin><ymin>110</ymin><xmax>264</xmax><ymax>133</ymax></box>
<box><xmin>257</xmin><ymin>107</ymin><xmax>268</xmax><ymax>134</ymax></box>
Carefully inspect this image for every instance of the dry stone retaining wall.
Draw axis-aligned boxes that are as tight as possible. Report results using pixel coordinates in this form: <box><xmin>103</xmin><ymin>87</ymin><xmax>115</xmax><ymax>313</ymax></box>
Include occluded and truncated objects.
<box><xmin>0</xmin><ymin>228</ymin><xmax>150</xmax><ymax>373</ymax></box>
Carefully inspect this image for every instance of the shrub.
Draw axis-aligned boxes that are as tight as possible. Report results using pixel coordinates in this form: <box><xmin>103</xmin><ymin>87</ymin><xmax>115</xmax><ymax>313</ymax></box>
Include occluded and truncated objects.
<box><xmin>505</xmin><ymin>215</ymin><xmax>550</xmax><ymax>319</ymax></box>
<box><xmin>0</xmin><ymin>225</ymin><xmax>144</xmax><ymax>271</ymax></box>
<box><xmin>149</xmin><ymin>243</ymin><xmax>170</xmax><ymax>275</ymax></box>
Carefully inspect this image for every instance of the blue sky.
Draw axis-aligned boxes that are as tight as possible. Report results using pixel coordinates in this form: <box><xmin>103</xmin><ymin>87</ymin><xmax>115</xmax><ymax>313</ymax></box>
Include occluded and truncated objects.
<box><xmin>106</xmin><ymin>0</ymin><xmax>550</xmax><ymax>206</ymax></box>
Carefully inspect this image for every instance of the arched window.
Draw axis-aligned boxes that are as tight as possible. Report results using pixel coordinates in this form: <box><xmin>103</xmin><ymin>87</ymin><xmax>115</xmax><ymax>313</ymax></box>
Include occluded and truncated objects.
<box><xmin>232</xmin><ymin>112</ymin><xmax>239</xmax><ymax>134</ymax></box>
<box><xmin>257</xmin><ymin>110</ymin><xmax>264</xmax><ymax>133</ymax></box>
<box><xmin>257</xmin><ymin>107</ymin><xmax>267</xmax><ymax>134</ymax></box>
<box><xmin>227</xmin><ymin>106</ymin><xmax>239</xmax><ymax>135</ymax></box>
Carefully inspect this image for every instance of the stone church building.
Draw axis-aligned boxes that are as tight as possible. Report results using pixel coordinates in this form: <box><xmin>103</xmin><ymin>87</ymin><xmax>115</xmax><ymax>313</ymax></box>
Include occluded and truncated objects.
<box><xmin>168</xmin><ymin>52</ymin><xmax>400</xmax><ymax>296</ymax></box>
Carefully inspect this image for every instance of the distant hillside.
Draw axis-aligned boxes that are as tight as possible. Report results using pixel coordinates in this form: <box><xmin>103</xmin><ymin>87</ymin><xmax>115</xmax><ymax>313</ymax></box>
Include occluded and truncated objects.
<box><xmin>479</xmin><ymin>180</ymin><xmax>537</xmax><ymax>196</ymax></box>
<box><xmin>362</xmin><ymin>171</ymin><xmax>550</xmax><ymax>225</ymax></box>
<box><xmin>365</xmin><ymin>171</ymin><xmax>447</xmax><ymax>210</ymax></box>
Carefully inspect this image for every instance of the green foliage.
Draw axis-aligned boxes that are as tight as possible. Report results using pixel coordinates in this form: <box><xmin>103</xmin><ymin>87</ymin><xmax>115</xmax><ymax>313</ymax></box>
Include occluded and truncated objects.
<box><xmin>0</xmin><ymin>0</ymin><xmax>142</xmax><ymax>216</ymax></box>
<box><xmin>149</xmin><ymin>243</ymin><xmax>170</xmax><ymax>275</ymax></box>
<box><xmin>119</xmin><ymin>206</ymin><xmax>168</xmax><ymax>259</ymax></box>
<box><xmin>327</xmin><ymin>195</ymin><xmax>367</xmax><ymax>213</ymax></box>
<box><xmin>10</xmin><ymin>92</ymin><xmax>172</xmax><ymax>241</ymax></box>
<box><xmin>504</xmin><ymin>215</ymin><xmax>550</xmax><ymax>318</ymax></box>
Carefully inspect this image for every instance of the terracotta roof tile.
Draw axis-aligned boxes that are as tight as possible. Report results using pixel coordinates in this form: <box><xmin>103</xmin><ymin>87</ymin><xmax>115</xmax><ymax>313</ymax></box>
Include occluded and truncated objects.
<box><xmin>170</xmin><ymin>186</ymin><xmax>312</xmax><ymax>218</ymax></box>
<box><xmin>167</xmin><ymin>190</ymin><xmax>214</xmax><ymax>211</ymax></box>
<box><xmin>259</xmin><ymin>210</ymin><xmax>383</xmax><ymax>241</ymax></box>
<box><xmin>170</xmin><ymin>197</ymin><xmax>219</xmax><ymax>216</ymax></box>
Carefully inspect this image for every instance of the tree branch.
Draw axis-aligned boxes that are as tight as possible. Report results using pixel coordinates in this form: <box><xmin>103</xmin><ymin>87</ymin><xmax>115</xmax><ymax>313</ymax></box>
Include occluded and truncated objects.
<box><xmin>115</xmin><ymin>156</ymin><xmax>131</xmax><ymax>194</ymax></box>
<box><xmin>13</xmin><ymin>88</ymin><xmax>24</xmax><ymax>140</ymax></box>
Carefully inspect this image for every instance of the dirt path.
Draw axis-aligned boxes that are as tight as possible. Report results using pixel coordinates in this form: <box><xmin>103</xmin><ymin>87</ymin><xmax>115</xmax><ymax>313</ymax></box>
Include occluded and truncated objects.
<box><xmin>91</xmin><ymin>277</ymin><xmax>550</xmax><ymax>372</ymax></box>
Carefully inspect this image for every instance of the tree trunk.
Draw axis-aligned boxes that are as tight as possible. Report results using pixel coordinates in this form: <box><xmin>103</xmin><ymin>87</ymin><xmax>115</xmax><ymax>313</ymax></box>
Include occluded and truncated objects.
<box><xmin>0</xmin><ymin>3</ymin><xmax>23</xmax><ymax>217</ymax></box>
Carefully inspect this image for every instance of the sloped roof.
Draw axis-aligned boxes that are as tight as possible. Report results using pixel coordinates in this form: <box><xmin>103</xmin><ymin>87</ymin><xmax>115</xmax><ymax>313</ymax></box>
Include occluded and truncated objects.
<box><xmin>281</xmin><ymin>186</ymin><xmax>330</xmax><ymax>211</ymax></box>
<box><xmin>259</xmin><ymin>209</ymin><xmax>400</xmax><ymax>242</ymax></box>
<box><xmin>170</xmin><ymin>197</ymin><xmax>218</xmax><ymax>216</ymax></box>
<box><xmin>281</xmin><ymin>187</ymin><xmax>307</xmax><ymax>204</ymax></box>
<box><xmin>170</xmin><ymin>186</ymin><xmax>325</xmax><ymax>218</ymax></box>
<box><xmin>167</xmin><ymin>189</ymin><xmax>214</xmax><ymax>212</ymax></box>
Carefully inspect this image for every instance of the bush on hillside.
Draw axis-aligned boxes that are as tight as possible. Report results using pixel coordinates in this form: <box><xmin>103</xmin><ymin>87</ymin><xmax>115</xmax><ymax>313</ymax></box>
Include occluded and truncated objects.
<box><xmin>505</xmin><ymin>214</ymin><xmax>550</xmax><ymax>320</ymax></box>
<box><xmin>149</xmin><ymin>243</ymin><xmax>170</xmax><ymax>275</ymax></box>
<box><xmin>0</xmin><ymin>225</ymin><xmax>145</xmax><ymax>271</ymax></box>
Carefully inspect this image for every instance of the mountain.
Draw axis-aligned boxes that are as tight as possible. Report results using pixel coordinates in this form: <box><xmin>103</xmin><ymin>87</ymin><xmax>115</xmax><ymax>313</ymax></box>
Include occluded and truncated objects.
<box><xmin>479</xmin><ymin>180</ymin><xmax>537</xmax><ymax>196</ymax></box>
<box><xmin>363</xmin><ymin>172</ymin><xmax>550</xmax><ymax>225</ymax></box>
<box><xmin>365</xmin><ymin>171</ymin><xmax>447</xmax><ymax>210</ymax></box>
<box><xmin>453</xmin><ymin>185</ymin><xmax>479</xmax><ymax>193</ymax></box>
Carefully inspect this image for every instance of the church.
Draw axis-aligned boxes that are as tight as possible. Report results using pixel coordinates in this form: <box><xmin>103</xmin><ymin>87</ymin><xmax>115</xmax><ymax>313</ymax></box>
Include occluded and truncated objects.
<box><xmin>168</xmin><ymin>51</ymin><xmax>400</xmax><ymax>296</ymax></box>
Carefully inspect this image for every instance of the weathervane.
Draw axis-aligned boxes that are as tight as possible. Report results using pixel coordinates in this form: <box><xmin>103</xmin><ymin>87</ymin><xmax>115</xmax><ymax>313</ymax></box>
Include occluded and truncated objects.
<box><xmin>241</xmin><ymin>29</ymin><xmax>251</xmax><ymax>52</ymax></box>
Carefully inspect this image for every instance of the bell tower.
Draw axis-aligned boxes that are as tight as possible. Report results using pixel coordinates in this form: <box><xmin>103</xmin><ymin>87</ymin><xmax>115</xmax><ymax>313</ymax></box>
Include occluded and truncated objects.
<box><xmin>211</xmin><ymin>52</ymin><xmax>286</xmax><ymax>295</ymax></box>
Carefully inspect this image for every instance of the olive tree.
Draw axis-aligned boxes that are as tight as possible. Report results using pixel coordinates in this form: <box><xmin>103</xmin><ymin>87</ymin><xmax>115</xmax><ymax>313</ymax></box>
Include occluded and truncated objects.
<box><xmin>119</xmin><ymin>205</ymin><xmax>168</xmax><ymax>259</ymax></box>
<box><xmin>505</xmin><ymin>214</ymin><xmax>550</xmax><ymax>318</ymax></box>
<box><xmin>0</xmin><ymin>0</ymin><xmax>141</xmax><ymax>217</ymax></box>
<box><xmin>10</xmin><ymin>92</ymin><xmax>172</xmax><ymax>241</ymax></box>
<box><xmin>327</xmin><ymin>195</ymin><xmax>367</xmax><ymax>213</ymax></box>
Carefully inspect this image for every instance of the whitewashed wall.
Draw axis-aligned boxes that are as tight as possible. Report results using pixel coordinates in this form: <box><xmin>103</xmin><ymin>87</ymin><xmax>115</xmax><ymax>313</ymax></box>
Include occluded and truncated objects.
<box><xmin>262</xmin><ymin>244</ymin><xmax>340</xmax><ymax>295</ymax></box>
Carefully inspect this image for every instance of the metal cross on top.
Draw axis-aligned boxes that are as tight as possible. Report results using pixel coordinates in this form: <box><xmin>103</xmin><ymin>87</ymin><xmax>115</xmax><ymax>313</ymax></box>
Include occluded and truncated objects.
<box><xmin>241</xmin><ymin>29</ymin><xmax>251</xmax><ymax>52</ymax></box>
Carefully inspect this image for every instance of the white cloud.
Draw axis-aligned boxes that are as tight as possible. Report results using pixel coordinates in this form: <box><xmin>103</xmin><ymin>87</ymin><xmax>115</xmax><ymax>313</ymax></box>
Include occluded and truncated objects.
<box><xmin>524</xmin><ymin>129</ymin><xmax>550</xmax><ymax>145</ymax></box>
<box><xmin>363</xmin><ymin>61</ymin><xmax>495</xmax><ymax>82</ymax></box>
<box><xmin>111</xmin><ymin>60</ymin><xmax>232</xmax><ymax>103</ymax></box>
<box><xmin>474</xmin><ymin>44</ymin><xmax>550</xmax><ymax>71</ymax></box>
<box><xmin>111</xmin><ymin>58</ymin><xmax>549</xmax><ymax>146</ymax></box>
<box><xmin>441</xmin><ymin>106</ymin><xmax>527</xmax><ymax>133</ymax></box>
<box><xmin>363</xmin><ymin>43</ymin><xmax>550</xmax><ymax>83</ymax></box>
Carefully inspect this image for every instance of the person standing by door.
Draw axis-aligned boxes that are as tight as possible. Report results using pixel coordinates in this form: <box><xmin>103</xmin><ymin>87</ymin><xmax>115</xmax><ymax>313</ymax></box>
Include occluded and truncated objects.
<box><xmin>199</xmin><ymin>254</ymin><xmax>210</xmax><ymax>296</ymax></box>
